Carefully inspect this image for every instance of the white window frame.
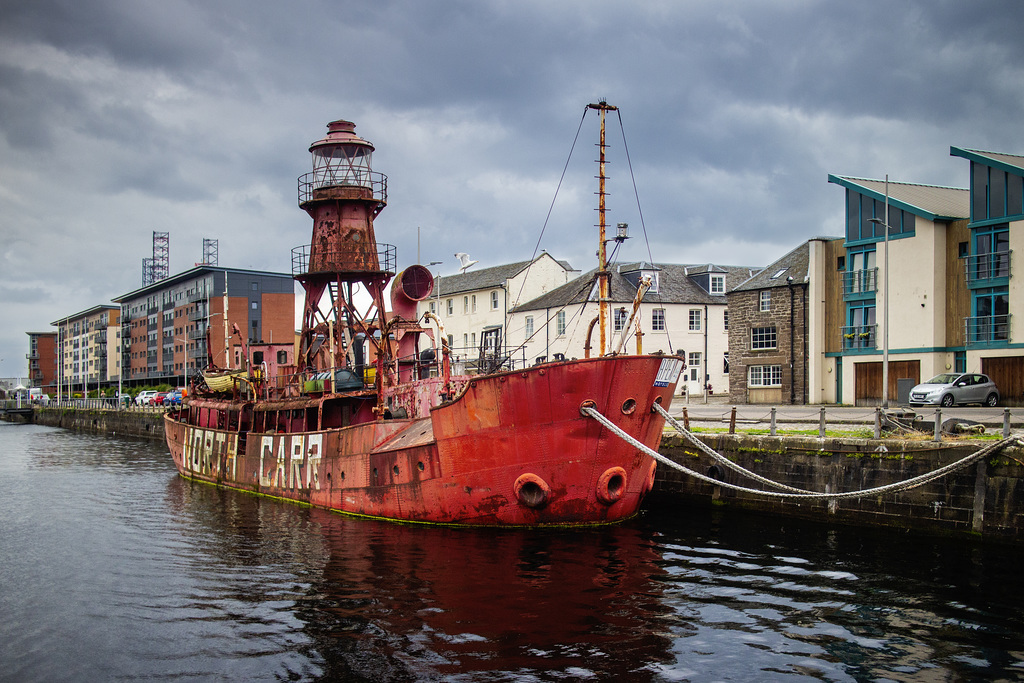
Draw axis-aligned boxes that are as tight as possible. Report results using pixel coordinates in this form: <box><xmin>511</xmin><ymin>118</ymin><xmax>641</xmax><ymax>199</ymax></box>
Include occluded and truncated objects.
<box><xmin>689</xmin><ymin>309</ymin><xmax>701</xmax><ymax>331</ymax></box>
<box><xmin>525</xmin><ymin>316</ymin><xmax>534</xmax><ymax>338</ymax></box>
<box><xmin>651</xmin><ymin>308</ymin><xmax>666</xmax><ymax>332</ymax></box>
<box><xmin>491</xmin><ymin>291</ymin><xmax>499</xmax><ymax>310</ymax></box>
<box><xmin>759</xmin><ymin>290</ymin><xmax>771</xmax><ymax>312</ymax></box>
<box><xmin>710</xmin><ymin>274</ymin><xmax>725</xmax><ymax>294</ymax></box>
<box><xmin>556</xmin><ymin>311</ymin><xmax>566</xmax><ymax>336</ymax></box>
<box><xmin>614</xmin><ymin>308</ymin><xmax>627</xmax><ymax>332</ymax></box>
<box><xmin>749</xmin><ymin>364</ymin><xmax>782</xmax><ymax>387</ymax></box>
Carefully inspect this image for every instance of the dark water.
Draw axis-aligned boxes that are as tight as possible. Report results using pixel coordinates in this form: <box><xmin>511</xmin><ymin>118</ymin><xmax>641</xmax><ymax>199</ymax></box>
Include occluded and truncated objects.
<box><xmin>2</xmin><ymin>421</ymin><xmax>1023</xmax><ymax>682</ymax></box>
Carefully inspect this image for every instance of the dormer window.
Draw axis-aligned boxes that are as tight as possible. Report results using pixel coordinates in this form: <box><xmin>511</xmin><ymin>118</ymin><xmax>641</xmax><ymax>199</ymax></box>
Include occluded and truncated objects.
<box><xmin>710</xmin><ymin>274</ymin><xmax>725</xmax><ymax>294</ymax></box>
<box><xmin>642</xmin><ymin>270</ymin><xmax>660</xmax><ymax>293</ymax></box>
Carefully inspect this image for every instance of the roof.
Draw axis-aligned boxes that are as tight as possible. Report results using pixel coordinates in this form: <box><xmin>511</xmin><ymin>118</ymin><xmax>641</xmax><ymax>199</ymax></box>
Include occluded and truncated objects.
<box><xmin>112</xmin><ymin>265</ymin><xmax>292</xmax><ymax>303</ymax></box>
<box><xmin>435</xmin><ymin>253</ymin><xmax>574</xmax><ymax>296</ymax></box>
<box><xmin>49</xmin><ymin>304</ymin><xmax>120</xmax><ymax>326</ymax></box>
<box><xmin>827</xmin><ymin>175</ymin><xmax>969</xmax><ymax>222</ymax></box>
<box><xmin>512</xmin><ymin>262</ymin><xmax>757</xmax><ymax>313</ymax></box>
<box><xmin>950</xmin><ymin>147</ymin><xmax>1024</xmax><ymax>176</ymax></box>
<box><xmin>730</xmin><ymin>239</ymin><xmax>824</xmax><ymax>292</ymax></box>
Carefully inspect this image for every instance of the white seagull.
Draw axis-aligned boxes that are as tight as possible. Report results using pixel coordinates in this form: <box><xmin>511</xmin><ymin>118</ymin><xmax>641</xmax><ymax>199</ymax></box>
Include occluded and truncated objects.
<box><xmin>454</xmin><ymin>252</ymin><xmax>479</xmax><ymax>273</ymax></box>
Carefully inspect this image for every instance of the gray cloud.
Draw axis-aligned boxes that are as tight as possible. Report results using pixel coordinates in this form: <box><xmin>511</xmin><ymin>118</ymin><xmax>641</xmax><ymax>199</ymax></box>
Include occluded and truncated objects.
<box><xmin>1</xmin><ymin>0</ymin><xmax>1022</xmax><ymax>377</ymax></box>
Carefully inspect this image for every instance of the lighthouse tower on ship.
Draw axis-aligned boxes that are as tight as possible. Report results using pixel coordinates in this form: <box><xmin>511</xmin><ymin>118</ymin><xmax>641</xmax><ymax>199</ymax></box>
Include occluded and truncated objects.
<box><xmin>292</xmin><ymin>120</ymin><xmax>436</xmax><ymax>397</ymax></box>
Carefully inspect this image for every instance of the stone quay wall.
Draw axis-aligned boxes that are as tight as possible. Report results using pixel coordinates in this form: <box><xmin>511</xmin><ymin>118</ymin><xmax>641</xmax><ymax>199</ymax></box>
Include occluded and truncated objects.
<box><xmin>649</xmin><ymin>432</ymin><xmax>1024</xmax><ymax>543</ymax></box>
<box><xmin>29</xmin><ymin>406</ymin><xmax>166</xmax><ymax>440</ymax></box>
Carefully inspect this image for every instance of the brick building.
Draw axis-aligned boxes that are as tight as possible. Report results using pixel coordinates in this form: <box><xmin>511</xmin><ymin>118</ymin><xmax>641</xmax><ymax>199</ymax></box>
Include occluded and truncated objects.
<box><xmin>114</xmin><ymin>266</ymin><xmax>294</xmax><ymax>389</ymax></box>
<box><xmin>25</xmin><ymin>331</ymin><xmax>58</xmax><ymax>395</ymax></box>
<box><xmin>727</xmin><ymin>240</ymin><xmax>835</xmax><ymax>404</ymax></box>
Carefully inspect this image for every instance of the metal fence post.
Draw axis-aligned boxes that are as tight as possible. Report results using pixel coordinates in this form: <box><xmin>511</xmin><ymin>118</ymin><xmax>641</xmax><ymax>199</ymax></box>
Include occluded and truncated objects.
<box><xmin>934</xmin><ymin>408</ymin><xmax>942</xmax><ymax>442</ymax></box>
<box><xmin>729</xmin><ymin>406</ymin><xmax>737</xmax><ymax>434</ymax></box>
<box><xmin>874</xmin><ymin>407</ymin><xmax>881</xmax><ymax>440</ymax></box>
<box><xmin>1004</xmin><ymin>408</ymin><xmax>1011</xmax><ymax>439</ymax></box>
<box><xmin>819</xmin><ymin>406</ymin><xmax>826</xmax><ymax>438</ymax></box>
<box><xmin>770</xmin><ymin>407</ymin><xmax>777</xmax><ymax>436</ymax></box>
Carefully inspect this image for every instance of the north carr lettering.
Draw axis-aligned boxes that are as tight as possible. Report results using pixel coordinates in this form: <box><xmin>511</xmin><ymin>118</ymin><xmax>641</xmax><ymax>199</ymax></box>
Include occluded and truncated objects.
<box><xmin>259</xmin><ymin>434</ymin><xmax>322</xmax><ymax>490</ymax></box>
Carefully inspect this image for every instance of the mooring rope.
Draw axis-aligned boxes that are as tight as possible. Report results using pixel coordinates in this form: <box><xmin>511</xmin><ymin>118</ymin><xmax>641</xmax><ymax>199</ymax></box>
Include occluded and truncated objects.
<box><xmin>651</xmin><ymin>402</ymin><xmax>813</xmax><ymax>493</ymax></box>
<box><xmin>582</xmin><ymin>405</ymin><xmax>1021</xmax><ymax>501</ymax></box>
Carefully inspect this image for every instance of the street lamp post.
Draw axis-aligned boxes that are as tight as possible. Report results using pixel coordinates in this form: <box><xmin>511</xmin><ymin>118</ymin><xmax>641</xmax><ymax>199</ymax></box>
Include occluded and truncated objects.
<box><xmin>868</xmin><ymin>174</ymin><xmax>890</xmax><ymax>410</ymax></box>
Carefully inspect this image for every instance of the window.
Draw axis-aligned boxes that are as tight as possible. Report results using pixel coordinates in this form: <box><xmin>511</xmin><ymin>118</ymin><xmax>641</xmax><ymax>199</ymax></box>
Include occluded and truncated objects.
<box><xmin>723</xmin><ymin>352</ymin><xmax>729</xmax><ymax>374</ymax></box>
<box><xmin>556</xmin><ymin>311</ymin><xmax>566</xmax><ymax>336</ymax></box>
<box><xmin>491</xmin><ymin>291</ymin><xmax>499</xmax><ymax>309</ymax></box>
<box><xmin>837</xmin><ymin>255</ymin><xmax>845</xmax><ymax>270</ymax></box>
<box><xmin>751</xmin><ymin>326</ymin><xmax>777</xmax><ymax>350</ymax></box>
<box><xmin>688</xmin><ymin>352</ymin><xmax>702</xmax><ymax>381</ymax></box>
<box><xmin>463</xmin><ymin>296</ymin><xmax>469</xmax><ymax>314</ymax></box>
<box><xmin>688</xmin><ymin>309</ymin><xmax>701</xmax><ymax>331</ymax></box>
<box><xmin>958</xmin><ymin>242</ymin><xmax>969</xmax><ymax>258</ymax></box>
<box><xmin>759</xmin><ymin>290</ymin><xmax>771</xmax><ymax>312</ymax></box>
<box><xmin>447</xmin><ymin>299</ymin><xmax>453</xmax><ymax>315</ymax></box>
<box><xmin>463</xmin><ymin>334</ymin><xmax>468</xmax><ymax>347</ymax></box>
<box><xmin>614</xmin><ymin>308</ymin><xmax>627</xmax><ymax>332</ymax></box>
<box><xmin>525</xmin><ymin>316</ymin><xmax>534</xmax><ymax>337</ymax></box>
<box><xmin>429</xmin><ymin>301</ymin><xmax>436</xmax><ymax>314</ymax></box>
<box><xmin>723</xmin><ymin>310</ymin><xmax>729</xmax><ymax>331</ymax></box>
<box><xmin>251</xmin><ymin>302</ymin><xmax>258</xmax><ymax>310</ymax></box>
<box><xmin>652</xmin><ymin>309</ymin><xmax>666</xmax><ymax>331</ymax></box>
<box><xmin>277</xmin><ymin>350</ymin><xmax>288</xmax><ymax>364</ymax></box>
<box><xmin>710</xmin><ymin>274</ymin><xmax>725</xmax><ymax>294</ymax></box>
<box><xmin>471</xmin><ymin>295</ymin><xmax>477</xmax><ymax>313</ymax></box>
<box><xmin>748</xmin><ymin>365</ymin><xmax>781</xmax><ymax>387</ymax></box>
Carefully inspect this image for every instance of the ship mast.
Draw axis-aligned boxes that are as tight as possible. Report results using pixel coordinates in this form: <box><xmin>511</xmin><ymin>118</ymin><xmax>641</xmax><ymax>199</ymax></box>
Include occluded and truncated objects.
<box><xmin>588</xmin><ymin>100</ymin><xmax>617</xmax><ymax>356</ymax></box>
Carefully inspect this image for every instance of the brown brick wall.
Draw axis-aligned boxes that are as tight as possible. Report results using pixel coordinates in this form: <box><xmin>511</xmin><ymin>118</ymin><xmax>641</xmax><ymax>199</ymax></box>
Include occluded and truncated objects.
<box><xmin>728</xmin><ymin>285</ymin><xmax>809</xmax><ymax>404</ymax></box>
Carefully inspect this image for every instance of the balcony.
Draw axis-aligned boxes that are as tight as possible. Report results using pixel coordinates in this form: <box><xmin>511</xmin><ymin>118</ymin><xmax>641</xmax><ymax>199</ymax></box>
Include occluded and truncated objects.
<box><xmin>188</xmin><ymin>290</ymin><xmax>210</xmax><ymax>304</ymax></box>
<box><xmin>842</xmin><ymin>268</ymin><xmax>878</xmax><ymax>297</ymax></box>
<box><xmin>292</xmin><ymin>242</ymin><xmax>396</xmax><ymax>278</ymax></box>
<box><xmin>188</xmin><ymin>307</ymin><xmax>208</xmax><ymax>322</ymax></box>
<box><xmin>841</xmin><ymin>324</ymin><xmax>876</xmax><ymax>350</ymax></box>
<box><xmin>26</xmin><ymin>351</ymin><xmax>39</xmax><ymax>360</ymax></box>
<box><xmin>963</xmin><ymin>251</ymin><xmax>1011</xmax><ymax>284</ymax></box>
<box><xmin>965</xmin><ymin>314</ymin><xmax>1010</xmax><ymax>345</ymax></box>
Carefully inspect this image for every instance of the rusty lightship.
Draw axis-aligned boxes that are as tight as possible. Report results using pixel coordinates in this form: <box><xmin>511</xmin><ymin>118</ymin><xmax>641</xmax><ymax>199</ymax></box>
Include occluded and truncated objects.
<box><xmin>164</xmin><ymin>105</ymin><xmax>681</xmax><ymax>525</ymax></box>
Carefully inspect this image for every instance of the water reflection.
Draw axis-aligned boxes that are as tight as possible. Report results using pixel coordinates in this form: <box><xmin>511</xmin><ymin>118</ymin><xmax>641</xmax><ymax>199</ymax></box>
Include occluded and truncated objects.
<box><xmin>4</xmin><ymin>422</ymin><xmax>1024</xmax><ymax>682</ymax></box>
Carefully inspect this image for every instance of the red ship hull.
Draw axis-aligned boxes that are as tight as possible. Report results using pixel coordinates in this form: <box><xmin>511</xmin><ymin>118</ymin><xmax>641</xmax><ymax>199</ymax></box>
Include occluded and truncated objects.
<box><xmin>165</xmin><ymin>355</ymin><xmax>679</xmax><ymax>526</ymax></box>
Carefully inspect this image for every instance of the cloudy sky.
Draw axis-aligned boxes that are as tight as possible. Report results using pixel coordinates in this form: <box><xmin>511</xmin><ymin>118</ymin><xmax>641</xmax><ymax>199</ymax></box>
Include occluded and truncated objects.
<box><xmin>2</xmin><ymin>0</ymin><xmax>1023</xmax><ymax>380</ymax></box>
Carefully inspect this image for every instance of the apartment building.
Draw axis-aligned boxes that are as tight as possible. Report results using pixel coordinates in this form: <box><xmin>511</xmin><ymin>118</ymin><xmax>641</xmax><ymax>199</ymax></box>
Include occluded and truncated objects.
<box><xmin>50</xmin><ymin>305</ymin><xmax>122</xmax><ymax>397</ymax></box>
<box><xmin>25</xmin><ymin>331</ymin><xmax>58</xmax><ymax>394</ymax></box>
<box><xmin>114</xmin><ymin>266</ymin><xmax>294</xmax><ymax>389</ymax></box>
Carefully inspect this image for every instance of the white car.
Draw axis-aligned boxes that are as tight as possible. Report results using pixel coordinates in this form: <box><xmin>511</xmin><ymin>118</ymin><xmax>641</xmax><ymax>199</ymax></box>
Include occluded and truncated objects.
<box><xmin>135</xmin><ymin>390</ymin><xmax>160</xmax><ymax>406</ymax></box>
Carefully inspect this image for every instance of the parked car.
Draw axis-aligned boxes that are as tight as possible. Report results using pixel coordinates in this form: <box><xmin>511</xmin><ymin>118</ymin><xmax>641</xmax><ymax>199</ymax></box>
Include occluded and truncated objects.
<box><xmin>908</xmin><ymin>373</ymin><xmax>999</xmax><ymax>407</ymax></box>
<box><xmin>135</xmin><ymin>390</ymin><xmax>160</xmax><ymax>406</ymax></box>
<box><xmin>164</xmin><ymin>390</ymin><xmax>183</xmax><ymax>406</ymax></box>
<box><xmin>151</xmin><ymin>392</ymin><xmax>169</xmax><ymax>406</ymax></box>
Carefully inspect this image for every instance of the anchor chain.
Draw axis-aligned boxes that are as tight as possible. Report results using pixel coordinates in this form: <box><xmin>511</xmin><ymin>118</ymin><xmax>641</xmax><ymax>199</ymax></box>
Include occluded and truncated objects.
<box><xmin>582</xmin><ymin>404</ymin><xmax>1021</xmax><ymax>501</ymax></box>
